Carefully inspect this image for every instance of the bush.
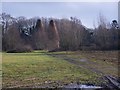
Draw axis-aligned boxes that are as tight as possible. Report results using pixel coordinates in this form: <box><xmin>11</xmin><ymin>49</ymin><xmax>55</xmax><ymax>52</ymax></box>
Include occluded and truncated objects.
<box><xmin>7</xmin><ymin>45</ymin><xmax>33</xmax><ymax>53</ymax></box>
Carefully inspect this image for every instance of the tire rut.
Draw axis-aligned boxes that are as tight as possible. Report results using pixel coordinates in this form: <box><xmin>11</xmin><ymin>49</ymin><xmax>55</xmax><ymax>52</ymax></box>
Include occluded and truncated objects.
<box><xmin>47</xmin><ymin>54</ymin><xmax>104</xmax><ymax>76</ymax></box>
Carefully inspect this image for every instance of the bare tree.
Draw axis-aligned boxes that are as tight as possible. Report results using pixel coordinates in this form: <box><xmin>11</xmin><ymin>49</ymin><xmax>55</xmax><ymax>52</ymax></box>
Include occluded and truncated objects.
<box><xmin>2</xmin><ymin>24</ymin><xmax>22</xmax><ymax>51</ymax></box>
<box><xmin>47</xmin><ymin>20</ymin><xmax>60</xmax><ymax>52</ymax></box>
<box><xmin>32</xmin><ymin>19</ymin><xmax>47</xmax><ymax>50</ymax></box>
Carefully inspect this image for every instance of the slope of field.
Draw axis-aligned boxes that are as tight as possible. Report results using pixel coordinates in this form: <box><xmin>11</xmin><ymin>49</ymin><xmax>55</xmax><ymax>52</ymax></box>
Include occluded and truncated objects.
<box><xmin>2</xmin><ymin>50</ymin><xmax>118</xmax><ymax>88</ymax></box>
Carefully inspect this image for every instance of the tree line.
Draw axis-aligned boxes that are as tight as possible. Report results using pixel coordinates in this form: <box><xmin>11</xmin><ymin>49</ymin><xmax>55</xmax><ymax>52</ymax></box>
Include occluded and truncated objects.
<box><xmin>1</xmin><ymin>13</ymin><xmax>120</xmax><ymax>52</ymax></box>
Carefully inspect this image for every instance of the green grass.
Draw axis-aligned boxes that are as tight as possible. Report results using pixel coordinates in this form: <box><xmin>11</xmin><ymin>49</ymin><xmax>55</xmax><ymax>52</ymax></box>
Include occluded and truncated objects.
<box><xmin>2</xmin><ymin>51</ymin><xmax>100</xmax><ymax>88</ymax></box>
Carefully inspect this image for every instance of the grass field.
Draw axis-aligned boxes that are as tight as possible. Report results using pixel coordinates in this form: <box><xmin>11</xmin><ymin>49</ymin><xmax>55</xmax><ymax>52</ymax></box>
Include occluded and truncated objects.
<box><xmin>2</xmin><ymin>50</ymin><xmax>119</xmax><ymax>88</ymax></box>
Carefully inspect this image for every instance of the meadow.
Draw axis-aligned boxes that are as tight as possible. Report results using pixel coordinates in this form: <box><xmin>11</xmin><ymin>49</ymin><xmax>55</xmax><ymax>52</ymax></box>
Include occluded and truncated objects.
<box><xmin>2</xmin><ymin>50</ymin><xmax>118</xmax><ymax>88</ymax></box>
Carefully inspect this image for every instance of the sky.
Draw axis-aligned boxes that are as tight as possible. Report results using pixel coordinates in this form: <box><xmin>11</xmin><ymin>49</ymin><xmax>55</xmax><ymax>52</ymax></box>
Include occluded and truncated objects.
<box><xmin>1</xmin><ymin>1</ymin><xmax>119</xmax><ymax>28</ymax></box>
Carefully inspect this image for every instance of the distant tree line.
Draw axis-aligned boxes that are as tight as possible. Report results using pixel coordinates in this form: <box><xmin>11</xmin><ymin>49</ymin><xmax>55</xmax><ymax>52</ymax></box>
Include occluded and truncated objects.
<box><xmin>0</xmin><ymin>13</ymin><xmax>120</xmax><ymax>52</ymax></box>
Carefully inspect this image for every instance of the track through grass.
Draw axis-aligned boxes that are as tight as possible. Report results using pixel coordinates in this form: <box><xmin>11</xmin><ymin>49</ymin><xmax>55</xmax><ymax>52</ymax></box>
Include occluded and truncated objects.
<box><xmin>2</xmin><ymin>51</ymin><xmax>101</xmax><ymax>88</ymax></box>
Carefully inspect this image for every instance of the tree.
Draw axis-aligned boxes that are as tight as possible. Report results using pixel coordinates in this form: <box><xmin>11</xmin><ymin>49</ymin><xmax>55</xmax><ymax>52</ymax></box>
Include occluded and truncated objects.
<box><xmin>32</xmin><ymin>19</ymin><xmax>47</xmax><ymax>50</ymax></box>
<box><xmin>47</xmin><ymin>20</ymin><xmax>60</xmax><ymax>51</ymax></box>
<box><xmin>2</xmin><ymin>24</ymin><xmax>22</xmax><ymax>51</ymax></box>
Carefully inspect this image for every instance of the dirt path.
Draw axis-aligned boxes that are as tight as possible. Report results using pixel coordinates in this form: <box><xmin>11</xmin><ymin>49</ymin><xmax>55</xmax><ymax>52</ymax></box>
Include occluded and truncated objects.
<box><xmin>47</xmin><ymin>52</ymin><xmax>118</xmax><ymax>77</ymax></box>
<box><xmin>47</xmin><ymin>54</ymin><xmax>104</xmax><ymax>76</ymax></box>
<box><xmin>46</xmin><ymin>53</ymin><xmax>120</xmax><ymax>89</ymax></box>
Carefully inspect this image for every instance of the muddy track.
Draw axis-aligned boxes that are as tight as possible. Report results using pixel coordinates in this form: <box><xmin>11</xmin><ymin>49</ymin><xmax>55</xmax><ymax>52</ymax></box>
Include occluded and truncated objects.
<box><xmin>46</xmin><ymin>53</ymin><xmax>120</xmax><ymax>89</ymax></box>
<box><xmin>47</xmin><ymin>54</ymin><xmax>104</xmax><ymax>76</ymax></box>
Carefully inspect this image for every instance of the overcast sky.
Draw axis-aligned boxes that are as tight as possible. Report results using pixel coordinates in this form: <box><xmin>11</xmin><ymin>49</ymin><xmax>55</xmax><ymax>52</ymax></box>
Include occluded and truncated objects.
<box><xmin>1</xmin><ymin>1</ymin><xmax>118</xmax><ymax>28</ymax></box>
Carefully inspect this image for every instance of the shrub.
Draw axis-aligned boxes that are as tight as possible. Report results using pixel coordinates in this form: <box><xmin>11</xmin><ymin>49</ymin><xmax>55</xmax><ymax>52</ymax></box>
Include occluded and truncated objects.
<box><xmin>7</xmin><ymin>45</ymin><xmax>33</xmax><ymax>53</ymax></box>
